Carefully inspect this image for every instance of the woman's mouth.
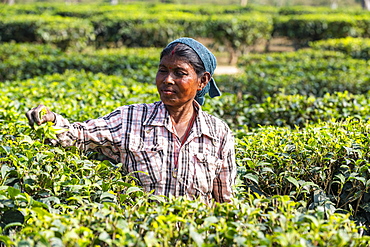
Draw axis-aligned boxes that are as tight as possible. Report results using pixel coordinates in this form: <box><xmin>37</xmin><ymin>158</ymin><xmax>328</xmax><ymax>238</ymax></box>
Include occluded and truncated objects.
<box><xmin>162</xmin><ymin>88</ymin><xmax>176</xmax><ymax>95</ymax></box>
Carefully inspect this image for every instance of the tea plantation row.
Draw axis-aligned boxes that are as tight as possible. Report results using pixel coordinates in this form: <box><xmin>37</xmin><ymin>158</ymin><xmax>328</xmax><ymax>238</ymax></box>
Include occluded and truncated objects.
<box><xmin>2</xmin><ymin>41</ymin><xmax>370</xmax><ymax>128</ymax></box>
<box><xmin>2</xmin><ymin>15</ymin><xmax>370</xmax><ymax>244</ymax></box>
<box><xmin>2</xmin><ymin>3</ymin><xmax>370</xmax><ymax>58</ymax></box>
<box><xmin>2</xmin><ymin>71</ymin><xmax>370</xmax><ymax>245</ymax></box>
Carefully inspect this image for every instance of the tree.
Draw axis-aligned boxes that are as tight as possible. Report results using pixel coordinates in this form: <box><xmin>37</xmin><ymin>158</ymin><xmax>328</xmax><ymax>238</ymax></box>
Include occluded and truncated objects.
<box><xmin>3</xmin><ymin>0</ymin><xmax>15</xmax><ymax>5</ymax></box>
<box><xmin>330</xmin><ymin>0</ymin><xmax>338</xmax><ymax>9</ymax></box>
<box><xmin>362</xmin><ymin>0</ymin><xmax>370</xmax><ymax>10</ymax></box>
<box><xmin>240</xmin><ymin>0</ymin><xmax>248</xmax><ymax>6</ymax></box>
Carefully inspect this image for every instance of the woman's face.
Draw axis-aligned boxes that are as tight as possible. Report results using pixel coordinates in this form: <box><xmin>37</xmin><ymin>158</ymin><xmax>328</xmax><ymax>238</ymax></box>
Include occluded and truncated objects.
<box><xmin>156</xmin><ymin>54</ymin><xmax>205</xmax><ymax>108</ymax></box>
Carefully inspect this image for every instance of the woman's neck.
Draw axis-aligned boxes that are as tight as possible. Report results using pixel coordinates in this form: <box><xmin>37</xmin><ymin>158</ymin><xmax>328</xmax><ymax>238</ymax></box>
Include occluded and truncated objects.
<box><xmin>166</xmin><ymin>101</ymin><xmax>195</xmax><ymax>124</ymax></box>
<box><xmin>166</xmin><ymin>101</ymin><xmax>196</xmax><ymax>140</ymax></box>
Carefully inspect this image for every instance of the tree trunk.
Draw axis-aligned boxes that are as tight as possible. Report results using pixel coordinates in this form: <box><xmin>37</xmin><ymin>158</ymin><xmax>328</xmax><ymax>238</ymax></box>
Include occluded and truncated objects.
<box><xmin>240</xmin><ymin>0</ymin><xmax>248</xmax><ymax>7</ymax></box>
<box><xmin>362</xmin><ymin>0</ymin><xmax>370</xmax><ymax>10</ymax></box>
<box><xmin>111</xmin><ymin>0</ymin><xmax>118</xmax><ymax>5</ymax></box>
<box><xmin>330</xmin><ymin>0</ymin><xmax>338</xmax><ymax>9</ymax></box>
<box><xmin>8</xmin><ymin>0</ymin><xmax>15</xmax><ymax>5</ymax></box>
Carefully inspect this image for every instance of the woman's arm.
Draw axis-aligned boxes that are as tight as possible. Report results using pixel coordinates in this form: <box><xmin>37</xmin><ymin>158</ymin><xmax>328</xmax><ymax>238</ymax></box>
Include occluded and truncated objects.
<box><xmin>212</xmin><ymin>128</ymin><xmax>237</xmax><ymax>203</ymax></box>
<box><xmin>52</xmin><ymin>110</ymin><xmax>123</xmax><ymax>162</ymax></box>
<box><xmin>26</xmin><ymin>105</ymin><xmax>123</xmax><ymax>162</ymax></box>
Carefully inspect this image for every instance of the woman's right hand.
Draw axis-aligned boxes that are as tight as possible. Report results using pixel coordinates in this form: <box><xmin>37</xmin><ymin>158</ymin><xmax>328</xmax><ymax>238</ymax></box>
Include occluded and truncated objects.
<box><xmin>25</xmin><ymin>105</ymin><xmax>56</xmax><ymax>127</ymax></box>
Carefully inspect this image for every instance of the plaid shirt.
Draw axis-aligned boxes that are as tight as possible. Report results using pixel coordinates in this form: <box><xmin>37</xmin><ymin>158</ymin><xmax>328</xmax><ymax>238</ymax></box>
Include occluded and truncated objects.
<box><xmin>54</xmin><ymin>101</ymin><xmax>236</xmax><ymax>204</ymax></box>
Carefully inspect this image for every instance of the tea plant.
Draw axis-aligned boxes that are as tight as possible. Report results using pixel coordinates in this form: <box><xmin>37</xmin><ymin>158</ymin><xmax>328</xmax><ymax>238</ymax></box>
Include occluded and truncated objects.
<box><xmin>2</xmin><ymin>20</ymin><xmax>370</xmax><ymax>244</ymax></box>
<box><xmin>235</xmin><ymin>118</ymin><xmax>370</xmax><ymax>222</ymax></box>
<box><xmin>2</xmin><ymin>71</ymin><xmax>370</xmax><ymax>245</ymax></box>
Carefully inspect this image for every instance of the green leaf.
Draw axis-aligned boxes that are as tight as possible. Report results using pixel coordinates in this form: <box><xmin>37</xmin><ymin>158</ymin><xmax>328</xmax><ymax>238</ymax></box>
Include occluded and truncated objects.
<box><xmin>0</xmin><ymin>145</ymin><xmax>11</xmax><ymax>155</ymax></box>
<box><xmin>244</xmin><ymin>173</ymin><xmax>259</xmax><ymax>185</ymax></box>
<box><xmin>99</xmin><ymin>231</ymin><xmax>111</xmax><ymax>242</ymax></box>
<box><xmin>204</xmin><ymin>216</ymin><xmax>219</xmax><ymax>225</ymax></box>
<box><xmin>334</xmin><ymin>174</ymin><xmax>346</xmax><ymax>184</ymax></box>
<box><xmin>301</xmin><ymin>181</ymin><xmax>318</xmax><ymax>188</ymax></box>
<box><xmin>1</xmin><ymin>165</ymin><xmax>12</xmax><ymax>180</ymax></box>
<box><xmin>7</xmin><ymin>186</ymin><xmax>21</xmax><ymax>198</ymax></box>
<box><xmin>126</xmin><ymin>186</ymin><xmax>143</xmax><ymax>194</ymax></box>
<box><xmin>148</xmin><ymin>195</ymin><xmax>167</xmax><ymax>203</ymax></box>
<box><xmin>189</xmin><ymin>225</ymin><xmax>204</xmax><ymax>247</ymax></box>
<box><xmin>286</xmin><ymin>176</ymin><xmax>299</xmax><ymax>188</ymax></box>
<box><xmin>3</xmin><ymin>222</ymin><xmax>23</xmax><ymax>232</ymax></box>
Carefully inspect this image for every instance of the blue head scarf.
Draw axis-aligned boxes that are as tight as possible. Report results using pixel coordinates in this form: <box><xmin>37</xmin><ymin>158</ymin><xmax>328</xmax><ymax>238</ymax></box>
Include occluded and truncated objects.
<box><xmin>166</xmin><ymin>37</ymin><xmax>221</xmax><ymax>105</ymax></box>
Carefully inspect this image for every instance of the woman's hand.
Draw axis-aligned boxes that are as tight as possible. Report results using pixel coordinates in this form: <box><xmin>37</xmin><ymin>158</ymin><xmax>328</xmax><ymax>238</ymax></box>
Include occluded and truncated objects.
<box><xmin>25</xmin><ymin>104</ymin><xmax>56</xmax><ymax>127</ymax></box>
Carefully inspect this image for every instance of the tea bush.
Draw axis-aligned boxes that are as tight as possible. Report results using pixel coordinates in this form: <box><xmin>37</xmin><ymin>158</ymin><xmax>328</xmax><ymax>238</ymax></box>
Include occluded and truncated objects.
<box><xmin>206</xmin><ymin>91</ymin><xmax>370</xmax><ymax>128</ymax></box>
<box><xmin>0</xmin><ymin>43</ymin><xmax>63</xmax><ymax>61</ymax></box>
<box><xmin>5</xmin><ymin>69</ymin><xmax>370</xmax><ymax>130</ymax></box>
<box><xmin>1</xmin><ymin>3</ymin><xmax>274</xmax><ymax>58</ymax></box>
<box><xmin>0</xmin><ymin>3</ymin><xmax>59</xmax><ymax>16</ymax></box>
<box><xmin>273</xmin><ymin>14</ymin><xmax>370</xmax><ymax>48</ymax></box>
<box><xmin>3</xmin><ymin>4</ymin><xmax>370</xmax><ymax>244</ymax></box>
<box><xmin>309</xmin><ymin>37</ymin><xmax>370</xmax><ymax>60</ymax></box>
<box><xmin>1</xmin><ymin>71</ymin><xmax>159</xmax><ymax>122</ymax></box>
<box><xmin>233</xmin><ymin>49</ymin><xmax>370</xmax><ymax>100</ymax></box>
<box><xmin>236</xmin><ymin>119</ymin><xmax>370</xmax><ymax>214</ymax></box>
<box><xmin>0</xmin><ymin>43</ymin><xmax>160</xmax><ymax>82</ymax></box>
<box><xmin>278</xmin><ymin>5</ymin><xmax>364</xmax><ymax>16</ymax></box>
<box><xmin>0</xmin><ymin>15</ymin><xmax>94</xmax><ymax>51</ymax></box>
<box><xmin>1</xmin><ymin>78</ymin><xmax>370</xmax><ymax>244</ymax></box>
<box><xmin>3</xmin><ymin>2</ymin><xmax>370</xmax><ymax>58</ymax></box>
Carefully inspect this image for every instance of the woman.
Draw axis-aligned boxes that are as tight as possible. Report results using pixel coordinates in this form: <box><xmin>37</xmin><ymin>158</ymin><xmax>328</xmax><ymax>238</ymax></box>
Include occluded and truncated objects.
<box><xmin>26</xmin><ymin>37</ymin><xmax>236</xmax><ymax>204</ymax></box>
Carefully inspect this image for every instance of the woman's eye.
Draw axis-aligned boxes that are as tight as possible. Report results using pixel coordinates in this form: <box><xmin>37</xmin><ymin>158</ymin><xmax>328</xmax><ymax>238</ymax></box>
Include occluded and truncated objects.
<box><xmin>175</xmin><ymin>71</ymin><xmax>186</xmax><ymax>76</ymax></box>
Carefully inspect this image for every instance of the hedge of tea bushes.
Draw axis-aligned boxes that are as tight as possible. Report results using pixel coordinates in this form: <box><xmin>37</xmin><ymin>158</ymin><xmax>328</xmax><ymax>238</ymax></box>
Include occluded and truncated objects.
<box><xmin>3</xmin><ymin>67</ymin><xmax>370</xmax><ymax>132</ymax></box>
<box><xmin>0</xmin><ymin>43</ymin><xmax>62</xmax><ymax>61</ymax></box>
<box><xmin>277</xmin><ymin>5</ymin><xmax>365</xmax><ymax>16</ymax></box>
<box><xmin>3</xmin><ymin>3</ymin><xmax>370</xmax><ymax>53</ymax></box>
<box><xmin>1</xmin><ymin>71</ymin><xmax>160</xmax><ymax>123</ymax></box>
<box><xmin>1</xmin><ymin>73</ymin><xmax>370</xmax><ymax>245</ymax></box>
<box><xmin>88</xmin><ymin>11</ymin><xmax>273</xmax><ymax>53</ymax></box>
<box><xmin>0</xmin><ymin>3</ymin><xmax>274</xmax><ymax>53</ymax></box>
<box><xmin>3</xmin><ymin>65</ymin><xmax>370</xmax><ymax>130</ymax></box>
<box><xmin>205</xmin><ymin>91</ymin><xmax>370</xmax><ymax>129</ymax></box>
<box><xmin>273</xmin><ymin>13</ymin><xmax>370</xmax><ymax>48</ymax></box>
<box><xmin>0</xmin><ymin>2</ymin><xmax>278</xmax><ymax>18</ymax></box>
<box><xmin>228</xmin><ymin>49</ymin><xmax>370</xmax><ymax>100</ymax></box>
<box><xmin>0</xmin><ymin>15</ymin><xmax>94</xmax><ymax>51</ymax></box>
<box><xmin>309</xmin><ymin>37</ymin><xmax>370</xmax><ymax>60</ymax></box>
<box><xmin>4</xmin><ymin>45</ymin><xmax>370</xmax><ymax>129</ymax></box>
<box><xmin>0</xmin><ymin>43</ymin><xmax>160</xmax><ymax>82</ymax></box>
<box><xmin>0</xmin><ymin>3</ymin><xmax>59</xmax><ymax>16</ymax></box>
<box><xmin>235</xmin><ymin>119</ymin><xmax>370</xmax><ymax>230</ymax></box>
<box><xmin>4</xmin><ymin>43</ymin><xmax>370</xmax><ymax>99</ymax></box>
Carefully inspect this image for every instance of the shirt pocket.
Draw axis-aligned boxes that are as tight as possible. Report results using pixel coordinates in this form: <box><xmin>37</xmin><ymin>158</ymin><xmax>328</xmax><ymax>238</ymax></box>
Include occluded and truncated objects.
<box><xmin>126</xmin><ymin>134</ymin><xmax>163</xmax><ymax>186</ymax></box>
<box><xmin>193</xmin><ymin>153</ymin><xmax>222</xmax><ymax>196</ymax></box>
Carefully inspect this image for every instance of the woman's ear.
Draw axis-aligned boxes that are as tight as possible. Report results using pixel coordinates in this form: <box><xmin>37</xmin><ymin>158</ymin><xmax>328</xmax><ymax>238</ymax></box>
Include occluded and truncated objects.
<box><xmin>198</xmin><ymin>72</ymin><xmax>211</xmax><ymax>91</ymax></box>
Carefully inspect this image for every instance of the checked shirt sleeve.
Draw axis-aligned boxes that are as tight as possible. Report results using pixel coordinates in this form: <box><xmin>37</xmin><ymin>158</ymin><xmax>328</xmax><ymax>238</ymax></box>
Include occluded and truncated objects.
<box><xmin>52</xmin><ymin>109</ymin><xmax>123</xmax><ymax>162</ymax></box>
<box><xmin>212</xmin><ymin>127</ymin><xmax>237</xmax><ymax>203</ymax></box>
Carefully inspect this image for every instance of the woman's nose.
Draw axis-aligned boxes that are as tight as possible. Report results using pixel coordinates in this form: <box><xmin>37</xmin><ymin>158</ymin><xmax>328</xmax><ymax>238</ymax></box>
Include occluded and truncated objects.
<box><xmin>163</xmin><ymin>73</ymin><xmax>175</xmax><ymax>84</ymax></box>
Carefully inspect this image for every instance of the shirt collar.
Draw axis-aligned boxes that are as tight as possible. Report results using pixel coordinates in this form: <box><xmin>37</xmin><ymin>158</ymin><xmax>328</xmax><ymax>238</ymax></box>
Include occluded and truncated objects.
<box><xmin>142</xmin><ymin>101</ymin><xmax>170</xmax><ymax>127</ymax></box>
<box><xmin>193</xmin><ymin>101</ymin><xmax>217</xmax><ymax>140</ymax></box>
<box><xmin>143</xmin><ymin>101</ymin><xmax>217</xmax><ymax>140</ymax></box>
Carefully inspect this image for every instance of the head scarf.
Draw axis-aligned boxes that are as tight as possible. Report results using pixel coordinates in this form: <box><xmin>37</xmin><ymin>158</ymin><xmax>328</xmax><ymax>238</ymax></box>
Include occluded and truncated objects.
<box><xmin>166</xmin><ymin>37</ymin><xmax>221</xmax><ymax>105</ymax></box>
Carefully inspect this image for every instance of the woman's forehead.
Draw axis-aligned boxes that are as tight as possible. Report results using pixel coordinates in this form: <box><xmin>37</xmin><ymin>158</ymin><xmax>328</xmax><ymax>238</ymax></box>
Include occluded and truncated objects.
<box><xmin>159</xmin><ymin>55</ymin><xmax>191</xmax><ymax>68</ymax></box>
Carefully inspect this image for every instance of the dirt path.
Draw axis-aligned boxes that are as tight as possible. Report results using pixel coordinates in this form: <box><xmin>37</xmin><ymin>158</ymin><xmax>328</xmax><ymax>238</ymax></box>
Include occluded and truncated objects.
<box><xmin>213</xmin><ymin>37</ymin><xmax>295</xmax><ymax>75</ymax></box>
<box><xmin>214</xmin><ymin>65</ymin><xmax>241</xmax><ymax>75</ymax></box>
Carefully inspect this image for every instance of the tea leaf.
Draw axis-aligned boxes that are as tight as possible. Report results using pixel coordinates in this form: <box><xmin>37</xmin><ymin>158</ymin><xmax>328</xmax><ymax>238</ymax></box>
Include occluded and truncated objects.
<box><xmin>244</xmin><ymin>173</ymin><xmax>259</xmax><ymax>185</ymax></box>
<box><xmin>286</xmin><ymin>176</ymin><xmax>299</xmax><ymax>188</ymax></box>
<box><xmin>189</xmin><ymin>225</ymin><xmax>204</xmax><ymax>247</ymax></box>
